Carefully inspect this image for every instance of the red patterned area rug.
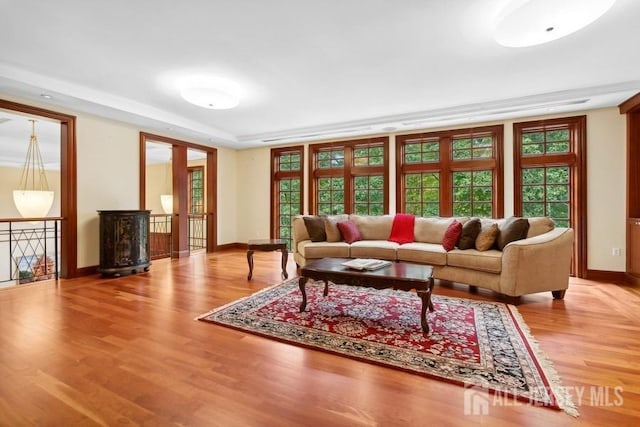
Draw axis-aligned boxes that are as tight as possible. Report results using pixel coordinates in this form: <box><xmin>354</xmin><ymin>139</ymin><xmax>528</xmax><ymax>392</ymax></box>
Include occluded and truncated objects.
<box><xmin>198</xmin><ymin>279</ymin><xmax>577</xmax><ymax>416</ymax></box>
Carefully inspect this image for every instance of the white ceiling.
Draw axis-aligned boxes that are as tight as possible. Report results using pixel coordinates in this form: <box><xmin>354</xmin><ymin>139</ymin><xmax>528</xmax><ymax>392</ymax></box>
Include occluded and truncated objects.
<box><xmin>1</xmin><ymin>0</ymin><xmax>639</xmax><ymax>150</ymax></box>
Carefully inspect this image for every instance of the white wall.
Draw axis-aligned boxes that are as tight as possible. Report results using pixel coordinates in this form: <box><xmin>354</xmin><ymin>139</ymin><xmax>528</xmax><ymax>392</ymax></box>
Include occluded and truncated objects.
<box><xmin>75</xmin><ymin>114</ymin><xmax>140</xmax><ymax>267</ymax></box>
<box><xmin>585</xmin><ymin>108</ymin><xmax>626</xmax><ymax>271</ymax></box>
<box><xmin>215</xmin><ymin>146</ymin><xmax>239</xmax><ymax>245</ymax></box>
<box><xmin>235</xmin><ymin>147</ymin><xmax>270</xmax><ymax>242</ymax></box>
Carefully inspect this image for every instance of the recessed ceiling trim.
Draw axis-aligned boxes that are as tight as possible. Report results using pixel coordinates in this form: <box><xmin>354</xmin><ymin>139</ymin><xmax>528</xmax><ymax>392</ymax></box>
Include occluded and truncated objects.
<box><xmin>0</xmin><ymin>63</ymin><xmax>238</xmax><ymax>144</ymax></box>
<box><xmin>240</xmin><ymin>81</ymin><xmax>640</xmax><ymax>144</ymax></box>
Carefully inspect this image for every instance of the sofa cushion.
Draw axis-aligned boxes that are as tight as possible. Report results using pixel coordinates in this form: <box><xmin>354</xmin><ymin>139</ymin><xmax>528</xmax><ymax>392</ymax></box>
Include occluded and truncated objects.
<box><xmin>350</xmin><ymin>215</ymin><xmax>393</xmax><ymax>240</ymax></box>
<box><xmin>388</xmin><ymin>213</ymin><xmax>415</xmax><ymax>244</ymax></box>
<box><xmin>297</xmin><ymin>241</ymin><xmax>350</xmax><ymax>259</ymax></box>
<box><xmin>458</xmin><ymin>218</ymin><xmax>481</xmax><ymax>250</ymax></box>
<box><xmin>325</xmin><ymin>214</ymin><xmax>349</xmax><ymax>242</ymax></box>
<box><xmin>396</xmin><ymin>242</ymin><xmax>447</xmax><ymax>266</ymax></box>
<box><xmin>337</xmin><ymin>220</ymin><xmax>362</xmax><ymax>244</ymax></box>
<box><xmin>303</xmin><ymin>216</ymin><xmax>327</xmax><ymax>242</ymax></box>
<box><xmin>476</xmin><ymin>223</ymin><xmax>499</xmax><ymax>251</ymax></box>
<box><xmin>414</xmin><ymin>217</ymin><xmax>469</xmax><ymax>244</ymax></box>
<box><xmin>442</xmin><ymin>220</ymin><xmax>463</xmax><ymax>251</ymax></box>
<box><xmin>447</xmin><ymin>248</ymin><xmax>503</xmax><ymax>273</ymax></box>
<box><xmin>496</xmin><ymin>216</ymin><xmax>530</xmax><ymax>250</ymax></box>
<box><xmin>527</xmin><ymin>217</ymin><xmax>555</xmax><ymax>238</ymax></box>
<box><xmin>350</xmin><ymin>240</ymin><xmax>398</xmax><ymax>260</ymax></box>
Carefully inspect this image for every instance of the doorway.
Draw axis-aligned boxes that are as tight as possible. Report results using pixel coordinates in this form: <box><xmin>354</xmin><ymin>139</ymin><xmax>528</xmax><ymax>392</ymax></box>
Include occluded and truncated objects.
<box><xmin>140</xmin><ymin>132</ymin><xmax>217</xmax><ymax>258</ymax></box>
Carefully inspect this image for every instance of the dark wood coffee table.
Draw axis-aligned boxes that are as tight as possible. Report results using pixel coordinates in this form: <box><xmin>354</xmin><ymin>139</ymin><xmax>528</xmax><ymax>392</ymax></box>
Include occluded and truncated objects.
<box><xmin>298</xmin><ymin>258</ymin><xmax>435</xmax><ymax>333</ymax></box>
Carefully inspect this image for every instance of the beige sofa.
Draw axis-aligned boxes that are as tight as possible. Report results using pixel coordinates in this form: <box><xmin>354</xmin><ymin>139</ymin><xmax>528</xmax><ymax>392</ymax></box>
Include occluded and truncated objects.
<box><xmin>292</xmin><ymin>214</ymin><xmax>574</xmax><ymax>299</ymax></box>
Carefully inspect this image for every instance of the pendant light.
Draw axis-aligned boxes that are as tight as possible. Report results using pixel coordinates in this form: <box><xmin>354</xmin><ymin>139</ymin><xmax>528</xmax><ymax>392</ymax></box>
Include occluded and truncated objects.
<box><xmin>13</xmin><ymin>119</ymin><xmax>54</xmax><ymax>218</ymax></box>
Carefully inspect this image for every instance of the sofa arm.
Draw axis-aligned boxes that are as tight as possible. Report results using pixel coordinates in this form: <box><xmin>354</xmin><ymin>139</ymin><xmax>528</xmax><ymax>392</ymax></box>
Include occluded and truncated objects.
<box><xmin>292</xmin><ymin>215</ymin><xmax>310</xmax><ymax>262</ymax></box>
<box><xmin>499</xmin><ymin>228</ymin><xmax>574</xmax><ymax>297</ymax></box>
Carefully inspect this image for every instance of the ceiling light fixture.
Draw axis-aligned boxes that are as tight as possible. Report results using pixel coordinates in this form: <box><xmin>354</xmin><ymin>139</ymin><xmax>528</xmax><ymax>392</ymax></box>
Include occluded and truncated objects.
<box><xmin>179</xmin><ymin>75</ymin><xmax>241</xmax><ymax>109</ymax></box>
<box><xmin>494</xmin><ymin>0</ymin><xmax>616</xmax><ymax>47</ymax></box>
<box><xmin>13</xmin><ymin>119</ymin><xmax>54</xmax><ymax>218</ymax></box>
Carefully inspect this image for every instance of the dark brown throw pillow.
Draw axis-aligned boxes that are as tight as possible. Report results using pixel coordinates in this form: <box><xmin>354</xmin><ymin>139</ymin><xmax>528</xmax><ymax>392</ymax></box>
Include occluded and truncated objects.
<box><xmin>458</xmin><ymin>218</ymin><xmax>481</xmax><ymax>250</ymax></box>
<box><xmin>496</xmin><ymin>217</ymin><xmax>530</xmax><ymax>251</ymax></box>
<box><xmin>303</xmin><ymin>216</ymin><xmax>327</xmax><ymax>242</ymax></box>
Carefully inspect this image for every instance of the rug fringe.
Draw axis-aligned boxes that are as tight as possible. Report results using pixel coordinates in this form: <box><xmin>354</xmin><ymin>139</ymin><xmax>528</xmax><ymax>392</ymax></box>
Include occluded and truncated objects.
<box><xmin>506</xmin><ymin>304</ymin><xmax>579</xmax><ymax>417</ymax></box>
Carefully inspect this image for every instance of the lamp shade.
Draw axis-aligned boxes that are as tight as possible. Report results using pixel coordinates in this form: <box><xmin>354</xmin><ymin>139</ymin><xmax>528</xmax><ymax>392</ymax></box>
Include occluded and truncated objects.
<box><xmin>13</xmin><ymin>190</ymin><xmax>54</xmax><ymax>218</ymax></box>
<box><xmin>160</xmin><ymin>194</ymin><xmax>173</xmax><ymax>214</ymax></box>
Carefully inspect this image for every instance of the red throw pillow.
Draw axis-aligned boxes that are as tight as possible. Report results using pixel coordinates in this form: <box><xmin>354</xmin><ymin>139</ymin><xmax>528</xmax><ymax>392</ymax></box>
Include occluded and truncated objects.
<box><xmin>442</xmin><ymin>220</ymin><xmax>463</xmax><ymax>251</ymax></box>
<box><xmin>337</xmin><ymin>220</ymin><xmax>362</xmax><ymax>244</ymax></box>
<box><xmin>388</xmin><ymin>213</ymin><xmax>415</xmax><ymax>244</ymax></box>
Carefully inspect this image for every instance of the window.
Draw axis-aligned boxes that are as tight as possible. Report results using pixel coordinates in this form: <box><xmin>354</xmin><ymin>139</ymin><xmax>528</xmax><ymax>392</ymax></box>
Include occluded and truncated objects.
<box><xmin>187</xmin><ymin>166</ymin><xmax>206</xmax><ymax>251</ymax></box>
<box><xmin>271</xmin><ymin>146</ymin><xmax>304</xmax><ymax>249</ymax></box>
<box><xmin>396</xmin><ymin>125</ymin><xmax>503</xmax><ymax>217</ymax></box>
<box><xmin>514</xmin><ymin>116</ymin><xmax>586</xmax><ymax>276</ymax></box>
<box><xmin>310</xmin><ymin>137</ymin><xmax>389</xmax><ymax>215</ymax></box>
<box><xmin>188</xmin><ymin>166</ymin><xmax>204</xmax><ymax>214</ymax></box>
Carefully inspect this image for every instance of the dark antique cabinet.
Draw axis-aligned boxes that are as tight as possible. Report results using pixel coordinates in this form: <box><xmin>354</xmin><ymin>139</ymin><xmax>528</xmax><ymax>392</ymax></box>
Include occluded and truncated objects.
<box><xmin>98</xmin><ymin>210</ymin><xmax>151</xmax><ymax>276</ymax></box>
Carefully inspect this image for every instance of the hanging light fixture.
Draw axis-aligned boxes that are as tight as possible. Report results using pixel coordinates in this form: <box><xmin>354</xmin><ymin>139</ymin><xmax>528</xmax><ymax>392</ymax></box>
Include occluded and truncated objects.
<box><xmin>160</xmin><ymin>156</ymin><xmax>173</xmax><ymax>214</ymax></box>
<box><xmin>13</xmin><ymin>119</ymin><xmax>54</xmax><ymax>218</ymax></box>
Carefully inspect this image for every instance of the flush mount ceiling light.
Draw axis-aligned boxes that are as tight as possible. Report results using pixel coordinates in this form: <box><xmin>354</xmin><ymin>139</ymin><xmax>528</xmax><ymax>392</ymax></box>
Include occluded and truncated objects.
<box><xmin>494</xmin><ymin>0</ymin><xmax>616</xmax><ymax>47</ymax></box>
<box><xmin>179</xmin><ymin>75</ymin><xmax>241</xmax><ymax>109</ymax></box>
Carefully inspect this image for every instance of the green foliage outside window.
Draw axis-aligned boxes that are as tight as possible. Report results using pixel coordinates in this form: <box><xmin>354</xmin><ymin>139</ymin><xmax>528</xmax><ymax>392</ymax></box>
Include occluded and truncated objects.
<box><xmin>522</xmin><ymin>166</ymin><xmax>569</xmax><ymax>227</ymax></box>
<box><xmin>522</xmin><ymin>129</ymin><xmax>570</xmax><ymax>156</ymax></box>
<box><xmin>404</xmin><ymin>140</ymin><xmax>439</xmax><ymax>163</ymax></box>
<box><xmin>317</xmin><ymin>177</ymin><xmax>345</xmax><ymax>215</ymax></box>
<box><xmin>278</xmin><ymin>152</ymin><xmax>301</xmax><ymax>171</ymax></box>
<box><xmin>404</xmin><ymin>172</ymin><xmax>439</xmax><ymax>216</ymax></box>
<box><xmin>353</xmin><ymin>175</ymin><xmax>384</xmax><ymax>215</ymax></box>
<box><xmin>353</xmin><ymin>145</ymin><xmax>384</xmax><ymax>166</ymax></box>
<box><xmin>189</xmin><ymin>168</ymin><xmax>204</xmax><ymax>214</ymax></box>
<box><xmin>452</xmin><ymin>136</ymin><xmax>493</xmax><ymax>160</ymax></box>
<box><xmin>452</xmin><ymin>170</ymin><xmax>492</xmax><ymax>217</ymax></box>
<box><xmin>273</xmin><ymin>148</ymin><xmax>304</xmax><ymax>250</ymax></box>
<box><xmin>317</xmin><ymin>149</ymin><xmax>344</xmax><ymax>169</ymax></box>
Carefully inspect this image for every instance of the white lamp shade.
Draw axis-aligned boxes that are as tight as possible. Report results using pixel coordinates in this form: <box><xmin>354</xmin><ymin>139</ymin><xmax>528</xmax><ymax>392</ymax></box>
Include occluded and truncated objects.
<box><xmin>160</xmin><ymin>194</ymin><xmax>173</xmax><ymax>214</ymax></box>
<box><xmin>13</xmin><ymin>190</ymin><xmax>54</xmax><ymax>218</ymax></box>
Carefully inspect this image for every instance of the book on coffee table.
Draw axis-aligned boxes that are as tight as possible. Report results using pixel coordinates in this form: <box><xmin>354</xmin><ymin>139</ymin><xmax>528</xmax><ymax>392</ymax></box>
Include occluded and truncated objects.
<box><xmin>341</xmin><ymin>258</ymin><xmax>392</xmax><ymax>271</ymax></box>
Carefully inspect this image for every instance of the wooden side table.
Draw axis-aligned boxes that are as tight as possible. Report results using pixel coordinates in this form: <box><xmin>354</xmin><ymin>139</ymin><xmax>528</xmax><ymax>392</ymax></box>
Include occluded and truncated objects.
<box><xmin>247</xmin><ymin>239</ymin><xmax>288</xmax><ymax>280</ymax></box>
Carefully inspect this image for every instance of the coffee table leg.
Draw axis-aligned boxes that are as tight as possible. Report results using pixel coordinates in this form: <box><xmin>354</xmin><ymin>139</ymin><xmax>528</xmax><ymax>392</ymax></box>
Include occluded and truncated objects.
<box><xmin>417</xmin><ymin>278</ymin><xmax>435</xmax><ymax>333</ymax></box>
<box><xmin>247</xmin><ymin>250</ymin><xmax>254</xmax><ymax>280</ymax></box>
<box><xmin>299</xmin><ymin>277</ymin><xmax>309</xmax><ymax>312</ymax></box>
<box><xmin>281</xmin><ymin>248</ymin><xmax>288</xmax><ymax>279</ymax></box>
<box><xmin>417</xmin><ymin>290</ymin><xmax>431</xmax><ymax>333</ymax></box>
<box><xmin>323</xmin><ymin>280</ymin><xmax>329</xmax><ymax>296</ymax></box>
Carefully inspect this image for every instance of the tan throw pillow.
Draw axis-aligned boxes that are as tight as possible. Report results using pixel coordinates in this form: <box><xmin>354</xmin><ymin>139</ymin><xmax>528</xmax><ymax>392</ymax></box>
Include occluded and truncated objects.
<box><xmin>303</xmin><ymin>216</ymin><xmax>327</xmax><ymax>242</ymax></box>
<box><xmin>458</xmin><ymin>218</ymin><xmax>481</xmax><ymax>250</ymax></box>
<box><xmin>324</xmin><ymin>215</ymin><xmax>348</xmax><ymax>242</ymax></box>
<box><xmin>476</xmin><ymin>223</ymin><xmax>499</xmax><ymax>251</ymax></box>
<box><xmin>526</xmin><ymin>217</ymin><xmax>555</xmax><ymax>238</ymax></box>
<box><xmin>496</xmin><ymin>216</ymin><xmax>530</xmax><ymax>251</ymax></box>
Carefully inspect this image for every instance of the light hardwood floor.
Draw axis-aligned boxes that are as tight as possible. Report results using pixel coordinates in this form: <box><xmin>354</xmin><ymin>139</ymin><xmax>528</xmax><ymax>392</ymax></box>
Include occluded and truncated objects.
<box><xmin>0</xmin><ymin>250</ymin><xmax>638</xmax><ymax>426</ymax></box>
